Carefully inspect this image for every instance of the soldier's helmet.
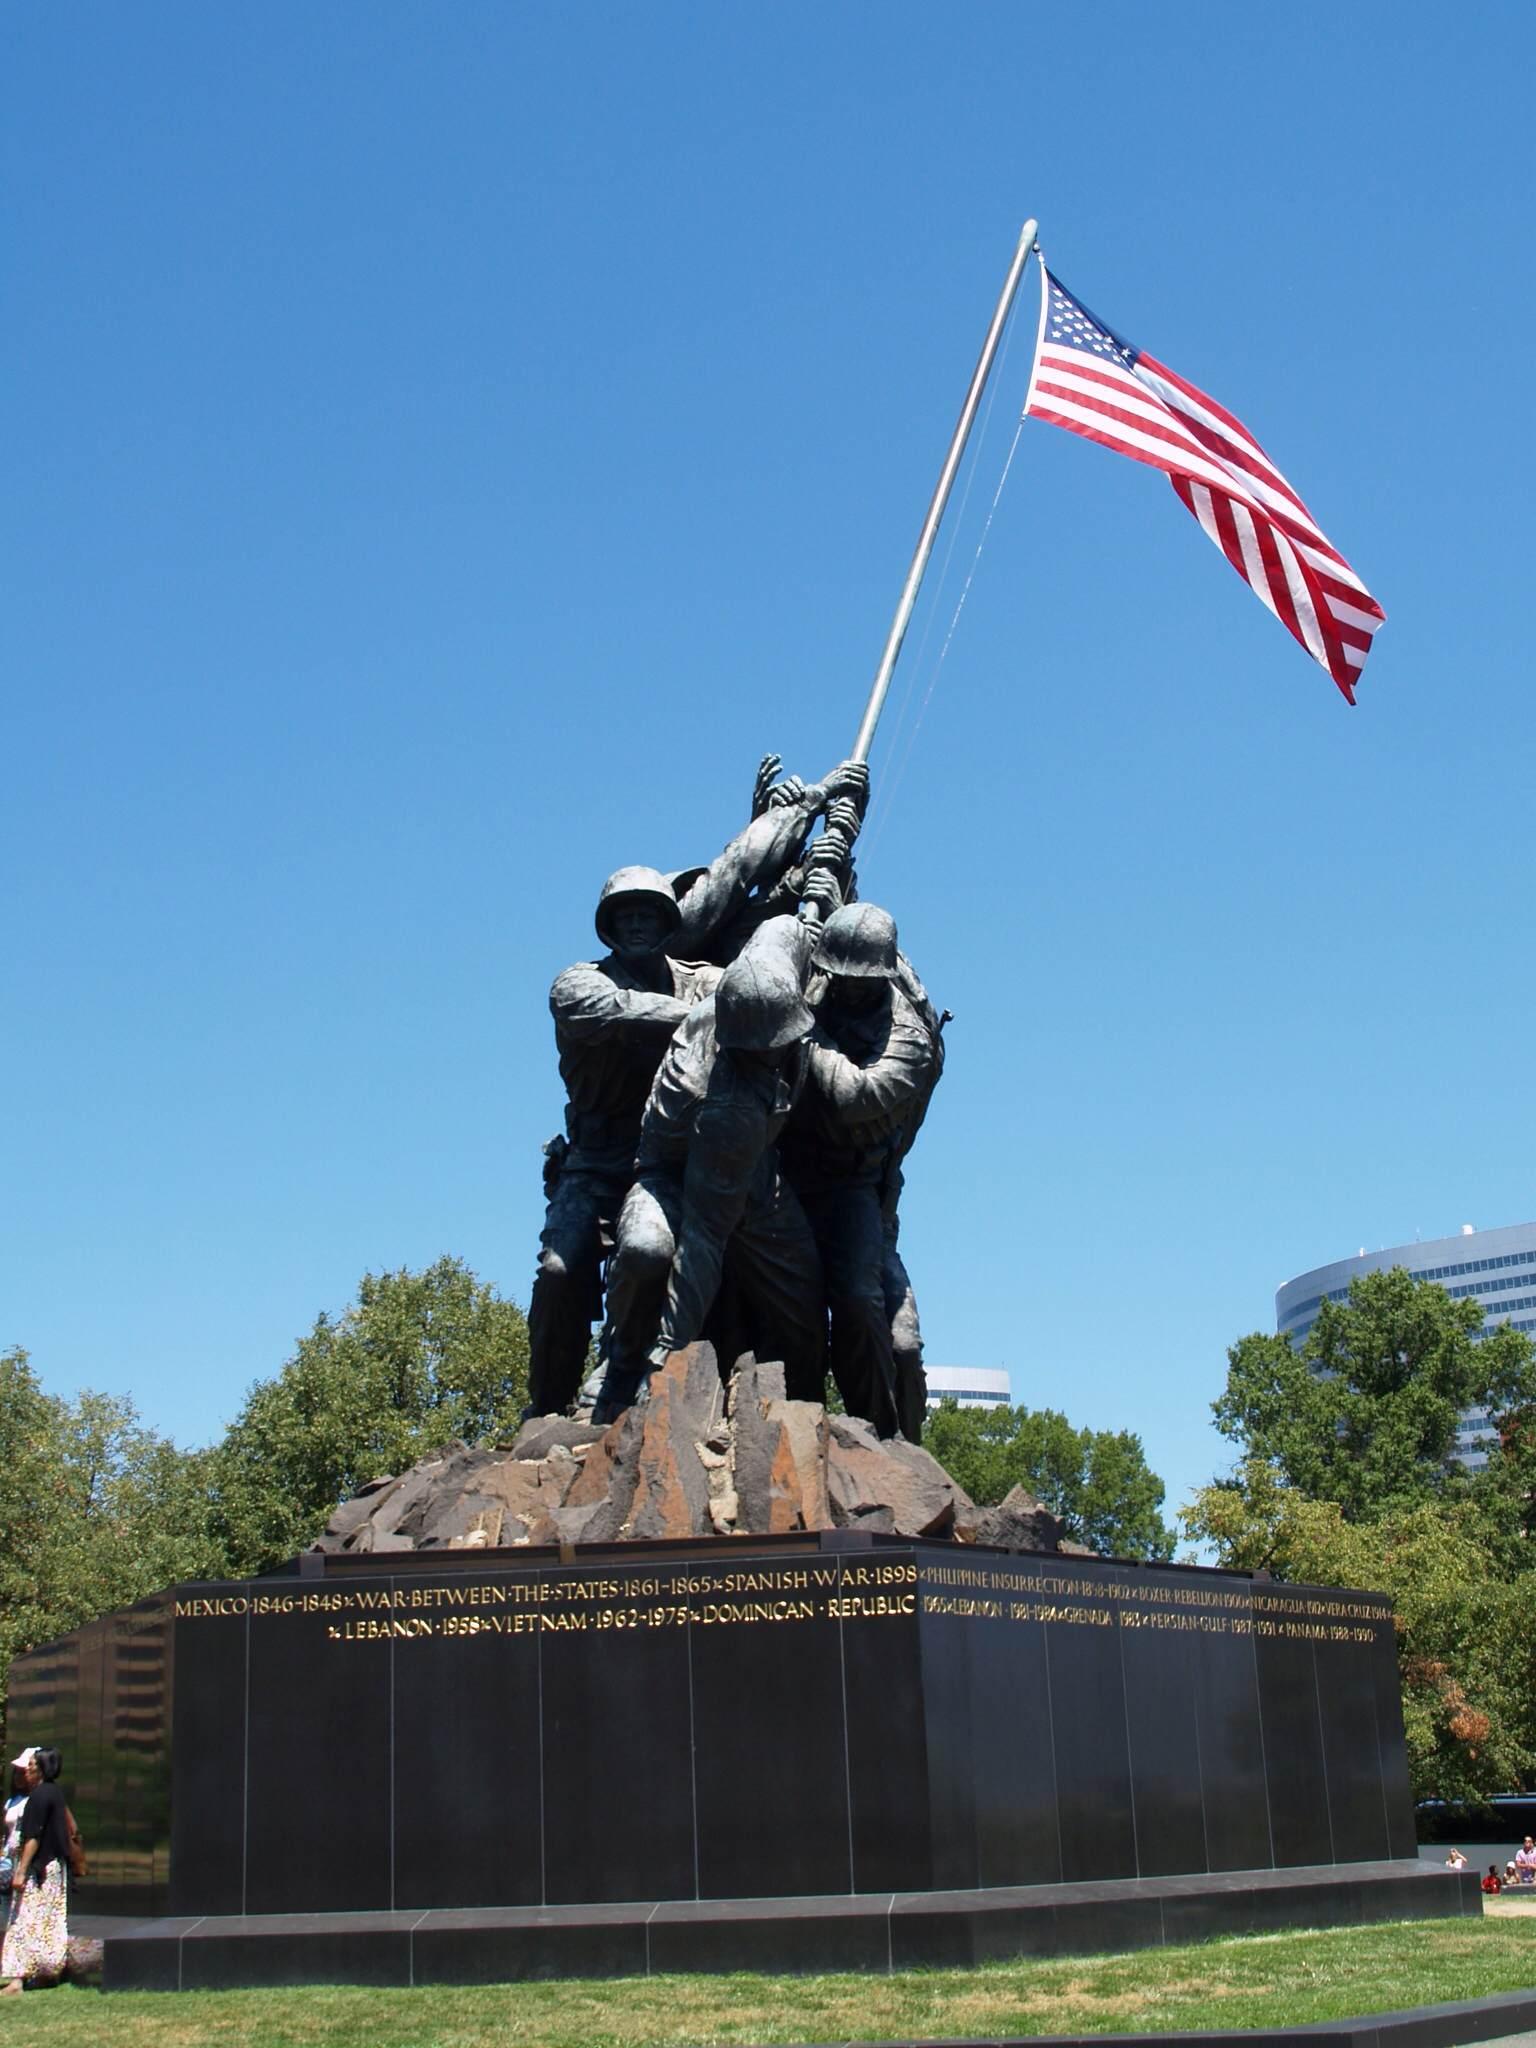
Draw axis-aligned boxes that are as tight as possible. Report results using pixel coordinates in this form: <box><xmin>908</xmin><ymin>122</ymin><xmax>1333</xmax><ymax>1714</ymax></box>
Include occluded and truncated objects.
<box><xmin>813</xmin><ymin>902</ymin><xmax>897</xmax><ymax>979</ymax></box>
<box><xmin>595</xmin><ymin>866</ymin><xmax>683</xmax><ymax>950</ymax></box>
<box><xmin>714</xmin><ymin>953</ymin><xmax>814</xmax><ymax>1051</ymax></box>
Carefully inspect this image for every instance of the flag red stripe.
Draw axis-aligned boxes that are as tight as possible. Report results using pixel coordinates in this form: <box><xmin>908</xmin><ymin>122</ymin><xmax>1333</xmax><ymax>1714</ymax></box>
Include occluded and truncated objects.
<box><xmin>1080</xmin><ymin>348</ymin><xmax>1313</xmax><ymax>517</ymax></box>
<box><xmin>1251</xmin><ymin>508</ymin><xmax>1310</xmax><ymax>656</ymax></box>
<box><xmin>1331</xmin><ymin>617</ymin><xmax>1375</xmax><ymax>652</ymax></box>
<box><xmin>1032</xmin><ymin>376</ymin><xmax>1268</xmax><ymax>486</ymax></box>
<box><xmin>1278</xmin><ymin>524</ymin><xmax>1353</xmax><ymax>684</ymax></box>
<box><xmin>1207</xmin><ymin>485</ymin><xmax>1253</xmax><ymax>585</ymax></box>
<box><xmin>1032</xmin><ymin>377</ymin><xmax>1350</xmax><ymax>571</ymax></box>
<box><xmin>1150</xmin><ymin>391</ymin><xmax>1313</xmax><ymax>522</ymax></box>
<box><xmin>1138</xmin><ymin>352</ymin><xmax>1275</xmax><ymax>460</ymax></box>
<box><xmin>1044</xmin><ymin>356</ymin><xmax>1320</xmax><ymax>532</ymax></box>
<box><xmin>1025</xmin><ymin>402</ymin><xmax>1215</xmax><ymax>495</ymax></box>
<box><xmin>1314</xmin><ymin>567</ymin><xmax>1386</xmax><ymax>621</ymax></box>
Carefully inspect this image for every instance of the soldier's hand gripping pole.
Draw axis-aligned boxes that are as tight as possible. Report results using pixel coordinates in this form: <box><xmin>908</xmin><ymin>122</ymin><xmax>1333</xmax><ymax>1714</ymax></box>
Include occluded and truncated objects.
<box><xmin>800</xmin><ymin>793</ymin><xmax>864</xmax><ymax>925</ymax></box>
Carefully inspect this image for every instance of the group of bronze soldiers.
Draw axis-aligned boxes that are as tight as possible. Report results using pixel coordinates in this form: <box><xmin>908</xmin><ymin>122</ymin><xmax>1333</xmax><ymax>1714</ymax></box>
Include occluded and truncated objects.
<box><xmin>524</xmin><ymin>752</ymin><xmax>944</xmax><ymax>1440</ymax></box>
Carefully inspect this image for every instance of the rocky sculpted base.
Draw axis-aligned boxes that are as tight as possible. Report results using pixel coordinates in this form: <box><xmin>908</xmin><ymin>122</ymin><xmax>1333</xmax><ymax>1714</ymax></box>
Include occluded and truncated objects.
<box><xmin>312</xmin><ymin>1344</ymin><xmax>1077</xmax><ymax>1556</ymax></box>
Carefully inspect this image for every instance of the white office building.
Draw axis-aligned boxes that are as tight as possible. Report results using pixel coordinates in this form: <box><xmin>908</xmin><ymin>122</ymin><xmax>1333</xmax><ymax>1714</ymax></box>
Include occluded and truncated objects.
<box><xmin>924</xmin><ymin>1365</ymin><xmax>1012</xmax><ymax>1410</ymax></box>
<box><xmin>1276</xmin><ymin>1220</ymin><xmax>1536</xmax><ymax>1469</ymax></box>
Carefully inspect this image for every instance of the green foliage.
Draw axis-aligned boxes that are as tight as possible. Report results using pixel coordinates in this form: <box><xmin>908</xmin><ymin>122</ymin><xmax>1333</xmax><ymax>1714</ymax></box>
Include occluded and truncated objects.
<box><xmin>1183</xmin><ymin>1460</ymin><xmax>1536</xmax><ymax>1803</ymax></box>
<box><xmin>1191</xmin><ymin>1271</ymin><xmax>1536</xmax><ymax>1803</ymax></box>
<box><xmin>0</xmin><ymin>1349</ymin><xmax>226</xmax><ymax>1729</ymax></box>
<box><xmin>1</xmin><ymin>1259</ymin><xmax>532</xmax><ymax>1720</ymax></box>
<box><xmin>210</xmin><ymin>1256</ymin><xmax>530</xmax><ymax>1576</ymax></box>
<box><xmin>924</xmin><ymin>1400</ymin><xmax>1176</xmax><ymax>1560</ymax></box>
<box><xmin>1212</xmin><ymin>1267</ymin><xmax>1536</xmax><ymax>1521</ymax></box>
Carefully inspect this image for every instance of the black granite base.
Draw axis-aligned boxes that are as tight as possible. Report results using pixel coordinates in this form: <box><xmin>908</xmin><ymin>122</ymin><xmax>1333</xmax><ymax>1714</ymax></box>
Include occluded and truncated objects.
<box><xmin>104</xmin><ymin>1859</ymin><xmax>1478</xmax><ymax>1991</ymax></box>
<box><xmin>13</xmin><ymin>1533</ymin><xmax>1423</xmax><ymax>1932</ymax></box>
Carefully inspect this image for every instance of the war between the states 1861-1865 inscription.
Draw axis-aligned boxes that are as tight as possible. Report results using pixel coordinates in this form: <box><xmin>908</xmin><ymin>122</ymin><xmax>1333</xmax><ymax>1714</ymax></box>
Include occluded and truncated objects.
<box><xmin>10</xmin><ymin>1535</ymin><xmax>1415</xmax><ymax>1923</ymax></box>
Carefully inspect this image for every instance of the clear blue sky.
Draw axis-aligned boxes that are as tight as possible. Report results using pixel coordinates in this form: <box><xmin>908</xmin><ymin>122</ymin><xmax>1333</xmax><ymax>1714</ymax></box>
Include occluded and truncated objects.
<box><xmin>6</xmin><ymin>3</ymin><xmax>1532</xmax><ymax>1534</ymax></box>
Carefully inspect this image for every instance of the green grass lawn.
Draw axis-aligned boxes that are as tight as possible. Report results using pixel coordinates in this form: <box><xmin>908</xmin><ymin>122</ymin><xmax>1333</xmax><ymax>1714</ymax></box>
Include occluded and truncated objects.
<box><xmin>5</xmin><ymin>1915</ymin><xmax>1536</xmax><ymax>2048</ymax></box>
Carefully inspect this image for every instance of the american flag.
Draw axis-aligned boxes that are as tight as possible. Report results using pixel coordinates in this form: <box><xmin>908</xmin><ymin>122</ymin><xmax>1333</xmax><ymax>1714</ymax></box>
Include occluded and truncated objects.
<box><xmin>1023</xmin><ymin>266</ymin><xmax>1384</xmax><ymax>703</ymax></box>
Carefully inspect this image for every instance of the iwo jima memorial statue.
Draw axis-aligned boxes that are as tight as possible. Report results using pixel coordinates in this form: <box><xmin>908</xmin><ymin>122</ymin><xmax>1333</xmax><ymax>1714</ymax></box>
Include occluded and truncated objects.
<box><xmin>14</xmin><ymin>222</ymin><xmax>1463</xmax><ymax>1990</ymax></box>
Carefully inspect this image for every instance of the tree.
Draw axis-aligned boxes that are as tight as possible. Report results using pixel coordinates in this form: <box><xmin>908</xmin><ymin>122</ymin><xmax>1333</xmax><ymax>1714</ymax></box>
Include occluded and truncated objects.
<box><xmin>1190</xmin><ymin>1273</ymin><xmax>1536</xmax><ymax>1805</ymax></box>
<box><xmin>211</xmin><ymin>1256</ymin><xmax>530</xmax><ymax>1576</ymax></box>
<box><xmin>923</xmin><ymin>1400</ymin><xmax>1176</xmax><ymax>1560</ymax></box>
<box><xmin>0</xmin><ymin>1350</ymin><xmax>227</xmax><ymax>1730</ymax></box>
<box><xmin>0</xmin><ymin>1350</ymin><xmax>69</xmax><ymax>1723</ymax></box>
<box><xmin>1211</xmin><ymin>1268</ymin><xmax>1536</xmax><ymax>1522</ymax></box>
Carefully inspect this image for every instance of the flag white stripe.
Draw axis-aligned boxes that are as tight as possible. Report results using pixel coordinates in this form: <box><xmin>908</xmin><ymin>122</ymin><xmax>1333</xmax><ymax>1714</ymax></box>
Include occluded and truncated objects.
<box><xmin>1147</xmin><ymin>380</ymin><xmax>1377</xmax><ymax>599</ymax></box>
<box><xmin>1040</xmin><ymin>379</ymin><xmax>1378</xmax><ymax>618</ymax></box>
<box><xmin>1022</xmin><ymin>256</ymin><xmax>1056</xmax><ymax>420</ymax></box>
<box><xmin>1030</xmin><ymin>391</ymin><xmax>1285</xmax><ymax>519</ymax></box>
<box><xmin>1037</xmin><ymin>361</ymin><xmax>1347</xmax><ymax>562</ymax></box>
<box><xmin>1045</xmin><ymin>348</ymin><xmax>1360</xmax><ymax>581</ymax></box>
<box><xmin>1126</xmin><ymin>366</ymin><xmax>1329</xmax><ymax>535</ymax></box>
<box><xmin>1327</xmin><ymin>595</ymin><xmax>1384</xmax><ymax>632</ymax></box>
<box><xmin>1134</xmin><ymin>363</ymin><xmax>1273</xmax><ymax>474</ymax></box>
<box><xmin>1273</xmin><ymin>528</ymin><xmax>1329</xmax><ymax>667</ymax></box>
<box><xmin>1188</xmin><ymin>481</ymin><xmax>1224</xmax><ymax>550</ymax></box>
<box><xmin>1040</xmin><ymin>357</ymin><xmax>1236</xmax><ymax>461</ymax></box>
<box><xmin>1036</xmin><ymin>347</ymin><xmax>1147</xmax><ymax>403</ymax></box>
<box><xmin>1151</xmin><ymin>395</ymin><xmax>1319</xmax><ymax>526</ymax></box>
<box><xmin>1294</xmin><ymin>536</ymin><xmax>1372</xmax><ymax>597</ymax></box>
<box><xmin>1229</xmin><ymin>503</ymin><xmax>1283</xmax><ymax>626</ymax></box>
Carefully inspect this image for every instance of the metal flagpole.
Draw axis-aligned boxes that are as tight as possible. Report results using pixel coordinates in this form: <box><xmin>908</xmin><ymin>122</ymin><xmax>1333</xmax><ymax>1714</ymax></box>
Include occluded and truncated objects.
<box><xmin>850</xmin><ymin>217</ymin><xmax>1039</xmax><ymax>765</ymax></box>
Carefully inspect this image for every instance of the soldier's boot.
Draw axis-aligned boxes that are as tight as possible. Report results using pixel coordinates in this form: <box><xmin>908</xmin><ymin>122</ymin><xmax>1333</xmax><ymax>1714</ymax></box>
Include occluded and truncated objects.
<box><xmin>591</xmin><ymin>1365</ymin><xmax>647</xmax><ymax>1427</ymax></box>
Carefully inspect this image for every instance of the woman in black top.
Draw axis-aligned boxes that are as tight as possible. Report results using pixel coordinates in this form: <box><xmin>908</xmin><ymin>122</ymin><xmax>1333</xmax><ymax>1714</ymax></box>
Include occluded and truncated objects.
<box><xmin>1</xmin><ymin>1748</ymin><xmax>70</xmax><ymax>1993</ymax></box>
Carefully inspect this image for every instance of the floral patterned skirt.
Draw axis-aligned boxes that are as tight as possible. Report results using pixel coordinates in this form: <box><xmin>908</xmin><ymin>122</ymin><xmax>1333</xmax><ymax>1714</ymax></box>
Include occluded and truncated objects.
<box><xmin>1</xmin><ymin>1859</ymin><xmax>67</xmax><ymax>1985</ymax></box>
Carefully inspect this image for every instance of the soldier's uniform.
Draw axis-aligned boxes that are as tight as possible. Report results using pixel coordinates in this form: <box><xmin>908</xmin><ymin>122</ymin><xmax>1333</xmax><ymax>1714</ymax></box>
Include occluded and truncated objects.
<box><xmin>879</xmin><ymin>953</ymin><xmax>946</xmax><ymax>1440</ymax></box>
<box><xmin>780</xmin><ymin>908</ymin><xmax>943</xmax><ymax>1438</ymax></box>
<box><xmin>596</xmin><ymin>918</ymin><xmax>825</xmax><ymax>1417</ymax></box>
<box><xmin>526</xmin><ymin>799</ymin><xmax>831</xmax><ymax>1417</ymax></box>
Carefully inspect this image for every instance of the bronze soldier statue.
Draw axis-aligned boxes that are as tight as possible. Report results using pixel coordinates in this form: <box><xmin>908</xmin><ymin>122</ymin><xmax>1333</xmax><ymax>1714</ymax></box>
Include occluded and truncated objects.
<box><xmin>590</xmin><ymin>913</ymin><xmax>830</xmax><ymax>1424</ymax></box>
<box><xmin>524</xmin><ymin>760</ymin><xmax>867</xmax><ymax>1418</ymax></box>
<box><xmin>779</xmin><ymin>903</ymin><xmax>943</xmax><ymax>1438</ymax></box>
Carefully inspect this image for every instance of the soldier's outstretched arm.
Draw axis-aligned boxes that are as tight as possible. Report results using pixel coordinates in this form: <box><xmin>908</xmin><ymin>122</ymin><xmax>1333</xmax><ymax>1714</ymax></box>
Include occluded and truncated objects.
<box><xmin>673</xmin><ymin>760</ymin><xmax>869</xmax><ymax>956</ymax></box>
<box><xmin>550</xmin><ymin>963</ymin><xmax>690</xmax><ymax>1044</ymax></box>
